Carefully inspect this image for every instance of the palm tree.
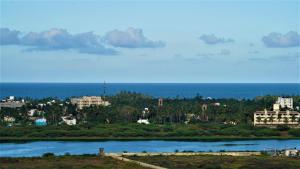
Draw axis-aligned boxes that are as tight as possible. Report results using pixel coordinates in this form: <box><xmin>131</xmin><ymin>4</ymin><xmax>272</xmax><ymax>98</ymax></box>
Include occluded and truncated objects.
<box><xmin>284</xmin><ymin>117</ymin><xmax>289</xmax><ymax>125</ymax></box>
<box><xmin>269</xmin><ymin>114</ymin><xmax>275</xmax><ymax>124</ymax></box>
<box><xmin>278</xmin><ymin>113</ymin><xmax>282</xmax><ymax>123</ymax></box>
<box><xmin>256</xmin><ymin>116</ymin><xmax>262</xmax><ymax>124</ymax></box>
<box><xmin>291</xmin><ymin>114</ymin><xmax>296</xmax><ymax>124</ymax></box>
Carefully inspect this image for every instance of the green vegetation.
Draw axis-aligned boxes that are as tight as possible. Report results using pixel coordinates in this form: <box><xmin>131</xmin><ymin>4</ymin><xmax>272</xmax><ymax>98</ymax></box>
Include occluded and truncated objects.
<box><xmin>1</xmin><ymin>123</ymin><xmax>299</xmax><ymax>141</ymax></box>
<box><xmin>0</xmin><ymin>155</ymin><xmax>148</xmax><ymax>169</ymax></box>
<box><xmin>128</xmin><ymin>155</ymin><xmax>300</xmax><ymax>169</ymax></box>
<box><xmin>1</xmin><ymin>93</ymin><xmax>300</xmax><ymax>140</ymax></box>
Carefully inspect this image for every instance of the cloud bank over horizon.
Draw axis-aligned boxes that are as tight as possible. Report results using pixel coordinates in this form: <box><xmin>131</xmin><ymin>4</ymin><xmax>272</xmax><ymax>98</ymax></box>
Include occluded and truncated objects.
<box><xmin>0</xmin><ymin>27</ymin><xmax>165</xmax><ymax>55</ymax></box>
<box><xmin>262</xmin><ymin>31</ymin><xmax>300</xmax><ymax>48</ymax></box>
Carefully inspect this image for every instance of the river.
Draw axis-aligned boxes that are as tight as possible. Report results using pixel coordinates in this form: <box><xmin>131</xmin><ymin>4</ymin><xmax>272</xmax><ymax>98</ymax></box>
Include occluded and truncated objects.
<box><xmin>1</xmin><ymin>140</ymin><xmax>299</xmax><ymax>157</ymax></box>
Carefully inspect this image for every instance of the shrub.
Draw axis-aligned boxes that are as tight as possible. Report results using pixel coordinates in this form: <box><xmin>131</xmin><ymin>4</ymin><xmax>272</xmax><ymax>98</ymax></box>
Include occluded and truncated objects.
<box><xmin>276</xmin><ymin>125</ymin><xmax>290</xmax><ymax>131</ymax></box>
<box><xmin>42</xmin><ymin>152</ymin><xmax>55</xmax><ymax>157</ymax></box>
<box><xmin>203</xmin><ymin>164</ymin><xmax>222</xmax><ymax>169</ymax></box>
<box><xmin>289</xmin><ymin>129</ymin><xmax>300</xmax><ymax>137</ymax></box>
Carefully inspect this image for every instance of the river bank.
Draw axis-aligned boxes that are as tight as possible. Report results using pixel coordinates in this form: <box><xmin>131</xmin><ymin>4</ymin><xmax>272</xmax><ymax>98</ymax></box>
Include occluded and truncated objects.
<box><xmin>1</xmin><ymin>136</ymin><xmax>300</xmax><ymax>143</ymax></box>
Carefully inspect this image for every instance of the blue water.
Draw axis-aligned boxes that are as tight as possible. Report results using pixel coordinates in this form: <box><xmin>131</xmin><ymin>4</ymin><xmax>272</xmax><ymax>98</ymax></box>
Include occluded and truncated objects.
<box><xmin>0</xmin><ymin>83</ymin><xmax>299</xmax><ymax>99</ymax></box>
<box><xmin>0</xmin><ymin>140</ymin><xmax>299</xmax><ymax>157</ymax></box>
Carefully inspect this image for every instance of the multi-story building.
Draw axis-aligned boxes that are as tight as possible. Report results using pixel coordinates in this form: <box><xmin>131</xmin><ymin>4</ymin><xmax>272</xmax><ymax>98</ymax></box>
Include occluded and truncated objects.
<box><xmin>276</xmin><ymin>97</ymin><xmax>293</xmax><ymax>110</ymax></box>
<box><xmin>254</xmin><ymin>109</ymin><xmax>300</xmax><ymax>126</ymax></box>
<box><xmin>70</xmin><ymin>96</ymin><xmax>110</xmax><ymax>109</ymax></box>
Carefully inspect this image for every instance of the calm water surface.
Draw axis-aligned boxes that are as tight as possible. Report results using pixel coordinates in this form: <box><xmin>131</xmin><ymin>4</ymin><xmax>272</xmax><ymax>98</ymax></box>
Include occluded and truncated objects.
<box><xmin>1</xmin><ymin>83</ymin><xmax>299</xmax><ymax>99</ymax></box>
<box><xmin>1</xmin><ymin>140</ymin><xmax>299</xmax><ymax>157</ymax></box>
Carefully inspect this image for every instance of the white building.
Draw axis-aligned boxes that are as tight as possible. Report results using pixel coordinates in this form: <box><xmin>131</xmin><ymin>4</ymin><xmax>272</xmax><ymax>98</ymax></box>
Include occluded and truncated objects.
<box><xmin>273</xmin><ymin>103</ymin><xmax>280</xmax><ymax>111</ymax></box>
<box><xmin>284</xmin><ymin>149</ymin><xmax>299</xmax><ymax>157</ymax></box>
<box><xmin>137</xmin><ymin>119</ymin><xmax>150</xmax><ymax>124</ymax></box>
<box><xmin>8</xmin><ymin>96</ymin><xmax>15</xmax><ymax>101</ymax></box>
<box><xmin>3</xmin><ymin>116</ymin><xmax>15</xmax><ymax>123</ymax></box>
<box><xmin>61</xmin><ymin>116</ymin><xmax>76</xmax><ymax>125</ymax></box>
<box><xmin>70</xmin><ymin>96</ymin><xmax>111</xmax><ymax>109</ymax></box>
<box><xmin>277</xmin><ymin>97</ymin><xmax>293</xmax><ymax>110</ymax></box>
<box><xmin>28</xmin><ymin>109</ymin><xmax>37</xmax><ymax>116</ymax></box>
<box><xmin>254</xmin><ymin>109</ymin><xmax>300</xmax><ymax>126</ymax></box>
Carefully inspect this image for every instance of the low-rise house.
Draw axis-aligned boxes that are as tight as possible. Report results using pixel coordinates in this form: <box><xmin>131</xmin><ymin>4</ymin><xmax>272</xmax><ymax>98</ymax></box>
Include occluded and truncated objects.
<box><xmin>28</xmin><ymin>109</ymin><xmax>37</xmax><ymax>116</ymax></box>
<box><xmin>212</xmin><ymin>102</ymin><xmax>221</xmax><ymax>106</ymax></box>
<box><xmin>70</xmin><ymin>96</ymin><xmax>110</xmax><ymax>109</ymax></box>
<box><xmin>3</xmin><ymin>116</ymin><xmax>15</xmax><ymax>123</ymax></box>
<box><xmin>137</xmin><ymin>119</ymin><xmax>150</xmax><ymax>124</ymax></box>
<box><xmin>223</xmin><ymin>121</ymin><xmax>237</xmax><ymax>125</ymax></box>
<box><xmin>185</xmin><ymin>113</ymin><xmax>200</xmax><ymax>124</ymax></box>
<box><xmin>61</xmin><ymin>115</ymin><xmax>76</xmax><ymax>125</ymax></box>
<box><xmin>284</xmin><ymin>149</ymin><xmax>299</xmax><ymax>157</ymax></box>
<box><xmin>38</xmin><ymin>103</ymin><xmax>46</xmax><ymax>107</ymax></box>
<box><xmin>0</xmin><ymin>101</ymin><xmax>25</xmax><ymax>109</ymax></box>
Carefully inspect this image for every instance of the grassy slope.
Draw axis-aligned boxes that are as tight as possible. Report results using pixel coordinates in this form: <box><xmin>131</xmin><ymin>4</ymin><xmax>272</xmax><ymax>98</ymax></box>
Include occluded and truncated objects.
<box><xmin>0</xmin><ymin>156</ymin><xmax>148</xmax><ymax>169</ymax></box>
<box><xmin>128</xmin><ymin>155</ymin><xmax>300</xmax><ymax>169</ymax></box>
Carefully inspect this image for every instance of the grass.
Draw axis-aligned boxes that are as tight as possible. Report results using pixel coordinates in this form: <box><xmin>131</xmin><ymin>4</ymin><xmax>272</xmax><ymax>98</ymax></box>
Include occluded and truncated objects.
<box><xmin>0</xmin><ymin>155</ymin><xmax>148</xmax><ymax>169</ymax></box>
<box><xmin>1</xmin><ymin>154</ymin><xmax>300</xmax><ymax>169</ymax></box>
<box><xmin>1</xmin><ymin>123</ymin><xmax>300</xmax><ymax>142</ymax></box>
<box><xmin>128</xmin><ymin>155</ymin><xmax>300</xmax><ymax>169</ymax></box>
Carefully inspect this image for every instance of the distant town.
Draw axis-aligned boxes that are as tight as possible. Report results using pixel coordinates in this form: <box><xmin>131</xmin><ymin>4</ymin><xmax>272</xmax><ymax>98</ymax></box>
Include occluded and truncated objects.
<box><xmin>1</xmin><ymin>94</ymin><xmax>299</xmax><ymax>128</ymax></box>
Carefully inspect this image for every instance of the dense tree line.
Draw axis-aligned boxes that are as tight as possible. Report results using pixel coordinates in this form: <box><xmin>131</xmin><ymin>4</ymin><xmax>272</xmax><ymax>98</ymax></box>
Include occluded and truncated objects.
<box><xmin>1</xmin><ymin>92</ymin><xmax>300</xmax><ymax>126</ymax></box>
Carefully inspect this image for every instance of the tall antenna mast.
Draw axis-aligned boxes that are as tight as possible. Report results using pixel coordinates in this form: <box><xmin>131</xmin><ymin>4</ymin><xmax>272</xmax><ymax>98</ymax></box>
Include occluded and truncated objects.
<box><xmin>103</xmin><ymin>81</ymin><xmax>106</xmax><ymax>96</ymax></box>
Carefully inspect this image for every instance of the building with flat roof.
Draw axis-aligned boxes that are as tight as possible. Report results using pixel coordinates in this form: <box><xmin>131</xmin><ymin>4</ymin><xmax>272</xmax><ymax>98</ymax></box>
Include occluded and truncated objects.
<box><xmin>0</xmin><ymin>101</ymin><xmax>25</xmax><ymax>109</ymax></box>
<box><xmin>254</xmin><ymin>109</ymin><xmax>300</xmax><ymax>126</ymax></box>
<box><xmin>70</xmin><ymin>96</ymin><xmax>110</xmax><ymax>109</ymax></box>
<box><xmin>276</xmin><ymin>97</ymin><xmax>293</xmax><ymax>110</ymax></box>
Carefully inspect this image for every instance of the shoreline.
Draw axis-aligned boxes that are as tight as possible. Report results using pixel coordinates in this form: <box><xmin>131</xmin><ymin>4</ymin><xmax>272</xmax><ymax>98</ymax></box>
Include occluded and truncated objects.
<box><xmin>1</xmin><ymin>136</ymin><xmax>300</xmax><ymax>143</ymax></box>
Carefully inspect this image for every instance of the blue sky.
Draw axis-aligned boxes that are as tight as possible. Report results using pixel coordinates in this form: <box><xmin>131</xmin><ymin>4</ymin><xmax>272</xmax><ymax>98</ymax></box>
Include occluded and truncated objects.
<box><xmin>0</xmin><ymin>0</ymin><xmax>299</xmax><ymax>83</ymax></box>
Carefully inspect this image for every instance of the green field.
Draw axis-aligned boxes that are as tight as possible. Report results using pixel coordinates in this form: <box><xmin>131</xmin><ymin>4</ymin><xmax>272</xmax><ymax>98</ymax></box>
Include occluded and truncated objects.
<box><xmin>128</xmin><ymin>155</ymin><xmax>300</xmax><ymax>169</ymax></box>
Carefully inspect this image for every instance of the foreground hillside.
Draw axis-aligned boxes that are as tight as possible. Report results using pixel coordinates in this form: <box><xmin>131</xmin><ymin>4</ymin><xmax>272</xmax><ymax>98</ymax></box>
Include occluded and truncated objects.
<box><xmin>0</xmin><ymin>155</ymin><xmax>148</xmax><ymax>169</ymax></box>
<box><xmin>128</xmin><ymin>155</ymin><xmax>300</xmax><ymax>169</ymax></box>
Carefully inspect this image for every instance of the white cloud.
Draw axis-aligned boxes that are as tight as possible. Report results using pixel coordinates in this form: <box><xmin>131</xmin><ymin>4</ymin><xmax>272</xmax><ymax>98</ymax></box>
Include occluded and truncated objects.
<box><xmin>104</xmin><ymin>27</ymin><xmax>165</xmax><ymax>48</ymax></box>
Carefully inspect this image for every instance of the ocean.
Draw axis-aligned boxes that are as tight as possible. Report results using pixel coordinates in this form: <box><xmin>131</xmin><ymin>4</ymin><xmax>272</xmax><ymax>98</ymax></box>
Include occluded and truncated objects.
<box><xmin>0</xmin><ymin>83</ymin><xmax>299</xmax><ymax>99</ymax></box>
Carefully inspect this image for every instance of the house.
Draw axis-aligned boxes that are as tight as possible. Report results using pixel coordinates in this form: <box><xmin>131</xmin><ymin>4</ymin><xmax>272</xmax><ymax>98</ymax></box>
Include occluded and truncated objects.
<box><xmin>35</xmin><ymin>118</ymin><xmax>47</xmax><ymax>126</ymax></box>
<box><xmin>70</xmin><ymin>96</ymin><xmax>110</xmax><ymax>109</ymax></box>
<box><xmin>7</xmin><ymin>96</ymin><xmax>15</xmax><ymax>101</ymax></box>
<box><xmin>223</xmin><ymin>121</ymin><xmax>237</xmax><ymax>125</ymax></box>
<box><xmin>212</xmin><ymin>102</ymin><xmax>221</xmax><ymax>106</ymax></box>
<box><xmin>137</xmin><ymin>119</ymin><xmax>150</xmax><ymax>124</ymax></box>
<box><xmin>284</xmin><ymin>149</ymin><xmax>299</xmax><ymax>157</ymax></box>
<box><xmin>0</xmin><ymin>101</ymin><xmax>25</xmax><ymax>109</ymax></box>
<box><xmin>3</xmin><ymin>116</ymin><xmax>15</xmax><ymax>123</ymax></box>
<box><xmin>28</xmin><ymin>109</ymin><xmax>37</xmax><ymax>116</ymax></box>
<box><xmin>61</xmin><ymin>115</ymin><xmax>76</xmax><ymax>125</ymax></box>
<box><xmin>142</xmin><ymin>108</ymin><xmax>149</xmax><ymax>115</ymax></box>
